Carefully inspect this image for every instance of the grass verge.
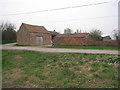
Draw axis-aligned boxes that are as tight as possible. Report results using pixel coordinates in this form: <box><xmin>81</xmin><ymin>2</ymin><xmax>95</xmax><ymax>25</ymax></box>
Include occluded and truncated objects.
<box><xmin>48</xmin><ymin>45</ymin><xmax>119</xmax><ymax>50</ymax></box>
<box><xmin>2</xmin><ymin>50</ymin><xmax>119</xmax><ymax>88</ymax></box>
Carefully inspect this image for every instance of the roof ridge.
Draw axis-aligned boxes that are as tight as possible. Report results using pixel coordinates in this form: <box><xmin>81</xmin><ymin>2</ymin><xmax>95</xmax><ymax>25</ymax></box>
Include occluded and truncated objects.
<box><xmin>22</xmin><ymin>23</ymin><xmax>44</xmax><ymax>27</ymax></box>
<box><xmin>61</xmin><ymin>33</ymin><xmax>89</xmax><ymax>35</ymax></box>
<box><xmin>56</xmin><ymin>33</ymin><xmax>89</xmax><ymax>38</ymax></box>
<box><xmin>21</xmin><ymin>23</ymin><xmax>49</xmax><ymax>33</ymax></box>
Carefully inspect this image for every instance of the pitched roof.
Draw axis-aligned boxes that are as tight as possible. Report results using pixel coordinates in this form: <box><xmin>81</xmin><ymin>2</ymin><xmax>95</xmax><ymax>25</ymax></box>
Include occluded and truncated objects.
<box><xmin>103</xmin><ymin>36</ymin><xmax>111</xmax><ymax>38</ymax></box>
<box><xmin>56</xmin><ymin>33</ymin><xmax>89</xmax><ymax>38</ymax></box>
<box><xmin>22</xmin><ymin>23</ymin><xmax>49</xmax><ymax>33</ymax></box>
<box><xmin>102</xmin><ymin>36</ymin><xmax>112</xmax><ymax>40</ymax></box>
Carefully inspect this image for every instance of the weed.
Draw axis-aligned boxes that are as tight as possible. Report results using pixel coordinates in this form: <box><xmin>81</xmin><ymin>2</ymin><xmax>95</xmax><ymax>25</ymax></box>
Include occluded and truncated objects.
<box><xmin>2</xmin><ymin>50</ymin><xmax>118</xmax><ymax>88</ymax></box>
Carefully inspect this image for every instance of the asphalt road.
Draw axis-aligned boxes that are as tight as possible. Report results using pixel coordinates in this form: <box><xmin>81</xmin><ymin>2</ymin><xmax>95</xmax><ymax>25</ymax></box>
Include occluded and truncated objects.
<box><xmin>1</xmin><ymin>44</ymin><xmax>120</xmax><ymax>55</ymax></box>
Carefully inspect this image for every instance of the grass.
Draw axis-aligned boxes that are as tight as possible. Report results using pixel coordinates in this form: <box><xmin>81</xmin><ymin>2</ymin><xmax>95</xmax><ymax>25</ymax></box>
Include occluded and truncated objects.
<box><xmin>14</xmin><ymin>44</ymin><xmax>31</xmax><ymax>46</ymax></box>
<box><xmin>2</xmin><ymin>50</ymin><xmax>119</xmax><ymax>88</ymax></box>
<box><xmin>2</xmin><ymin>41</ymin><xmax>16</xmax><ymax>44</ymax></box>
<box><xmin>0</xmin><ymin>49</ymin><xmax>2</xmax><ymax>89</ymax></box>
<box><xmin>48</xmin><ymin>45</ymin><xmax>119</xmax><ymax>50</ymax></box>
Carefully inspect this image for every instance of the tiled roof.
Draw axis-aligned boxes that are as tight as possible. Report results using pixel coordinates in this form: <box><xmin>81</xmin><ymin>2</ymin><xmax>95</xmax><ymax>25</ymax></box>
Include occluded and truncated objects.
<box><xmin>22</xmin><ymin>23</ymin><xmax>49</xmax><ymax>33</ymax></box>
<box><xmin>56</xmin><ymin>33</ymin><xmax>89</xmax><ymax>38</ymax></box>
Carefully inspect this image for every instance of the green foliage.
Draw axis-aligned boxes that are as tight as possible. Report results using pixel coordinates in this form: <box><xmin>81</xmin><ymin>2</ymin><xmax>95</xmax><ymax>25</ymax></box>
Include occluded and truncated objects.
<box><xmin>48</xmin><ymin>45</ymin><xmax>118</xmax><ymax>50</ymax></box>
<box><xmin>2</xmin><ymin>41</ymin><xmax>16</xmax><ymax>44</ymax></box>
<box><xmin>90</xmin><ymin>63</ymin><xmax>101</xmax><ymax>71</ymax></box>
<box><xmin>61</xmin><ymin>68</ymin><xmax>76</xmax><ymax>79</ymax></box>
<box><xmin>0</xmin><ymin>22</ymin><xmax>16</xmax><ymax>44</ymax></box>
<box><xmin>2</xmin><ymin>50</ymin><xmax>119</xmax><ymax>88</ymax></box>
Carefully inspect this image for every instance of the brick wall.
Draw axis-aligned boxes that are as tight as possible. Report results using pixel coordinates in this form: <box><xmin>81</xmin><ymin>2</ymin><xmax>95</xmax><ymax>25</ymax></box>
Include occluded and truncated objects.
<box><xmin>17</xmin><ymin>25</ymin><xmax>30</xmax><ymax>45</ymax></box>
<box><xmin>30</xmin><ymin>33</ymin><xmax>51</xmax><ymax>45</ymax></box>
<box><xmin>17</xmin><ymin>25</ymin><xmax>51</xmax><ymax>45</ymax></box>
<box><xmin>54</xmin><ymin>37</ymin><xmax>119</xmax><ymax>46</ymax></box>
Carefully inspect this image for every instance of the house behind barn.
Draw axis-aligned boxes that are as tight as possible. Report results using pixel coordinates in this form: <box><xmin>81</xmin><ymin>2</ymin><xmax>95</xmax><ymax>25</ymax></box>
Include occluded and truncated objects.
<box><xmin>17</xmin><ymin>23</ymin><xmax>51</xmax><ymax>45</ymax></box>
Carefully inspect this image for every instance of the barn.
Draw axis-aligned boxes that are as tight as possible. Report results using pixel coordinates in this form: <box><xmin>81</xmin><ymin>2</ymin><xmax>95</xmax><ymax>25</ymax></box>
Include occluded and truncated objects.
<box><xmin>17</xmin><ymin>23</ymin><xmax>51</xmax><ymax>46</ymax></box>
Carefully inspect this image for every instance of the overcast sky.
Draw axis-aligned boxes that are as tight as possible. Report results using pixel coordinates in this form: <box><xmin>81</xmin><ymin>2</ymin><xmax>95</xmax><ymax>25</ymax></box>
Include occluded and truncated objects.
<box><xmin>0</xmin><ymin>0</ymin><xmax>119</xmax><ymax>36</ymax></box>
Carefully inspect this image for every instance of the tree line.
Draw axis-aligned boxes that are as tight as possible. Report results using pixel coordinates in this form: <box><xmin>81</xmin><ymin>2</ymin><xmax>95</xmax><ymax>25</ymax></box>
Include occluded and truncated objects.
<box><xmin>0</xmin><ymin>22</ymin><xmax>16</xmax><ymax>44</ymax></box>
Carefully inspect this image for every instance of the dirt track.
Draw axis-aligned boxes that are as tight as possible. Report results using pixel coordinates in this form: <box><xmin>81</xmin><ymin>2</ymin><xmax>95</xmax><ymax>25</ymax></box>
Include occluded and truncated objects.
<box><xmin>1</xmin><ymin>44</ymin><xmax>120</xmax><ymax>55</ymax></box>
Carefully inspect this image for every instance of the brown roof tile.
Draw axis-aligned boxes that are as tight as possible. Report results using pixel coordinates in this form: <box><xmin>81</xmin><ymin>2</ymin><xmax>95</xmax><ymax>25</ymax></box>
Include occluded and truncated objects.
<box><xmin>22</xmin><ymin>23</ymin><xmax>49</xmax><ymax>33</ymax></box>
<box><xmin>56</xmin><ymin>33</ymin><xmax>89</xmax><ymax>38</ymax></box>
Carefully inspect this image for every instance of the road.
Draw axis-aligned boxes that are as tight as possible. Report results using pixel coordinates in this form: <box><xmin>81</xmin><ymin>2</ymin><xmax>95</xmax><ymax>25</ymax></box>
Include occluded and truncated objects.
<box><xmin>1</xmin><ymin>44</ymin><xmax>120</xmax><ymax>55</ymax></box>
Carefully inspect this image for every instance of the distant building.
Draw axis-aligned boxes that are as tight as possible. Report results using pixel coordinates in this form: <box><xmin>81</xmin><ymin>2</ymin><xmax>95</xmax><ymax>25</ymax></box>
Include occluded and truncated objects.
<box><xmin>17</xmin><ymin>23</ymin><xmax>51</xmax><ymax>45</ymax></box>
<box><xmin>102</xmin><ymin>36</ymin><xmax>112</xmax><ymax>41</ymax></box>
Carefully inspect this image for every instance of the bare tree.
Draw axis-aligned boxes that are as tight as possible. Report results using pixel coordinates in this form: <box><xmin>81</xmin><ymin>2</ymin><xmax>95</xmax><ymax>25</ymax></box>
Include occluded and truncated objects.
<box><xmin>76</xmin><ymin>29</ymin><xmax>79</xmax><ymax>33</ymax></box>
<box><xmin>79</xmin><ymin>29</ymin><xmax>81</xmax><ymax>33</ymax></box>
<box><xmin>111</xmin><ymin>30</ymin><xmax>120</xmax><ymax>41</ymax></box>
<box><xmin>89</xmin><ymin>29</ymin><xmax>103</xmax><ymax>41</ymax></box>
<box><xmin>76</xmin><ymin>29</ymin><xmax>82</xmax><ymax>33</ymax></box>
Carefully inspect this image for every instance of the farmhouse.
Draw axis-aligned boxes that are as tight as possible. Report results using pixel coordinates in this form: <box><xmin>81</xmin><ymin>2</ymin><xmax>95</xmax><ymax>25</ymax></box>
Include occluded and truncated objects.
<box><xmin>17</xmin><ymin>23</ymin><xmax>51</xmax><ymax>45</ymax></box>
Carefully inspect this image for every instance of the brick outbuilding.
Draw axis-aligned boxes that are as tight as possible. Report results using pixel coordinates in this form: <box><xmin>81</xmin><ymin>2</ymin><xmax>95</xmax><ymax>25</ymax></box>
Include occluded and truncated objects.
<box><xmin>17</xmin><ymin>23</ymin><xmax>51</xmax><ymax>45</ymax></box>
<box><xmin>54</xmin><ymin>33</ymin><xmax>91</xmax><ymax>46</ymax></box>
<box><xmin>54</xmin><ymin>33</ymin><xmax>118</xmax><ymax>46</ymax></box>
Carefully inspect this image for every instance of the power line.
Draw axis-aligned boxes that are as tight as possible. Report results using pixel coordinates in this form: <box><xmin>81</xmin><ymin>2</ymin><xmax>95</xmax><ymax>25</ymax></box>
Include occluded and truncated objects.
<box><xmin>7</xmin><ymin>15</ymin><xmax>117</xmax><ymax>26</ymax></box>
<box><xmin>37</xmin><ymin>15</ymin><xmax>118</xmax><ymax>23</ymax></box>
<box><xmin>1</xmin><ymin>1</ymin><xmax>111</xmax><ymax>16</ymax></box>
